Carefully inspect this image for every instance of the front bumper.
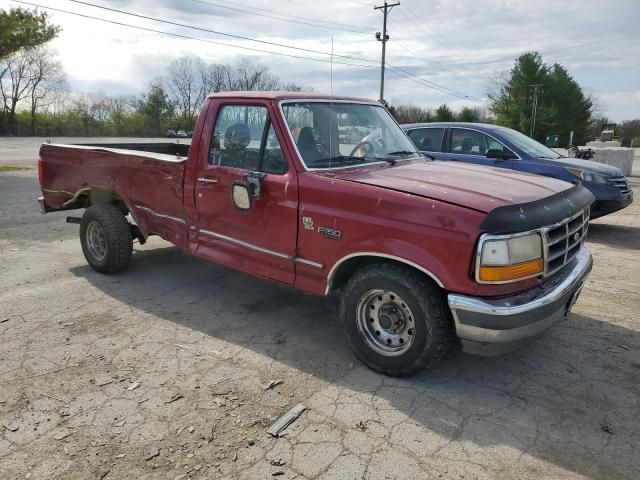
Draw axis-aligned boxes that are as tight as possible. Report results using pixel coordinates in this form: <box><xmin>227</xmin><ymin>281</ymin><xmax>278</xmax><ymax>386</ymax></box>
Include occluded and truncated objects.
<box><xmin>590</xmin><ymin>194</ymin><xmax>633</xmax><ymax>219</ymax></box>
<box><xmin>448</xmin><ymin>248</ymin><xmax>593</xmax><ymax>356</ymax></box>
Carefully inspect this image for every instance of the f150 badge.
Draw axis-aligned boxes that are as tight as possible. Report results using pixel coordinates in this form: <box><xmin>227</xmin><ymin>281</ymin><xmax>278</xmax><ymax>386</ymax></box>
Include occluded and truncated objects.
<box><xmin>302</xmin><ymin>217</ymin><xmax>342</xmax><ymax>240</ymax></box>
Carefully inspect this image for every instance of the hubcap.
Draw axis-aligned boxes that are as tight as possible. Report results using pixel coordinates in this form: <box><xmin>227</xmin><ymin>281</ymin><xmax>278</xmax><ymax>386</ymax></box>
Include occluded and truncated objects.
<box><xmin>86</xmin><ymin>220</ymin><xmax>107</xmax><ymax>261</ymax></box>
<box><xmin>356</xmin><ymin>289</ymin><xmax>416</xmax><ymax>357</ymax></box>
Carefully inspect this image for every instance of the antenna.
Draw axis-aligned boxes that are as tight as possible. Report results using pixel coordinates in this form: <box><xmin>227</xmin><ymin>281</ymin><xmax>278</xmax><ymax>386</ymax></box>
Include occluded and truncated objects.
<box><xmin>330</xmin><ymin>36</ymin><xmax>334</xmax><ymax>95</ymax></box>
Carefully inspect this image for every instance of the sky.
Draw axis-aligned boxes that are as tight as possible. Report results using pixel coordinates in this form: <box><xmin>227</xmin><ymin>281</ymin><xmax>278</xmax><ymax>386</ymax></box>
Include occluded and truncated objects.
<box><xmin>3</xmin><ymin>0</ymin><xmax>640</xmax><ymax>120</ymax></box>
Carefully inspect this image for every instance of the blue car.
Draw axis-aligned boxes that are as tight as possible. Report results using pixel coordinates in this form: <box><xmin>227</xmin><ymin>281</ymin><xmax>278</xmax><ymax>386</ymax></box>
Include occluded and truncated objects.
<box><xmin>400</xmin><ymin>122</ymin><xmax>633</xmax><ymax>219</ymax></box>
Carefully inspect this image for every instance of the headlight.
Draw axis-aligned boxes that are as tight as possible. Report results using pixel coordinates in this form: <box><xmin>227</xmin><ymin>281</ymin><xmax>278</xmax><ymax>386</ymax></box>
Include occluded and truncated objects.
<box><xmin>566</xmin><ymin>168</ymin><xmax>608</xmax><ymax>184</ymax></box>
<box><xmin>477</xmin><ymin>232</ymin><xmax>544</xmax><ymax>283</ymax></box>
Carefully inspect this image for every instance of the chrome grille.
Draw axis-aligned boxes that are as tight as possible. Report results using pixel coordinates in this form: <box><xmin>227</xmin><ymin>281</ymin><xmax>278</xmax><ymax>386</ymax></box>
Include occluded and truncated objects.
<box><xmin>608</xmin><ymin>176</ymin><xmax>632</xmax><ymax>196</ymax></box>
<box><xmin>543</xmin><ymin>207</ymin><xmax>590</xmax><ymax>275</ymax></box>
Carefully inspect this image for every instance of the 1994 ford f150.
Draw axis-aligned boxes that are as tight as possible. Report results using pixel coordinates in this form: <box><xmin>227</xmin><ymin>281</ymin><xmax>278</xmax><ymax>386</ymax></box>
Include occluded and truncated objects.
<box><xmin>38</xmin><ymin>92</ymin><xmax>594</xmax><ymax>376</ymax></box>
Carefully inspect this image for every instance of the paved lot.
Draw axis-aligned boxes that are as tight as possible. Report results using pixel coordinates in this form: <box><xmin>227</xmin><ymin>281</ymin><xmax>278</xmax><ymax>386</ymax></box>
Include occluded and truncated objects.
<box><xmin>1</xmin><ymin>147</ymin><xmax>639</xmax><ymax>479</ymax></box>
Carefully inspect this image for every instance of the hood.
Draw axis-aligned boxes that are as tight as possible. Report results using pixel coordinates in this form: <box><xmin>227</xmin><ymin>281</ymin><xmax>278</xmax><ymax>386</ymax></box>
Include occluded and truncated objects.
<box><xmin>538</xmin><ymin>156</ymin><xmax>623</xmax><ymax>177</ymax></box>
<box><xmin>334</xmin><ymin>160</ymin><xmax>574</xmax><ymax>213</ymax></box>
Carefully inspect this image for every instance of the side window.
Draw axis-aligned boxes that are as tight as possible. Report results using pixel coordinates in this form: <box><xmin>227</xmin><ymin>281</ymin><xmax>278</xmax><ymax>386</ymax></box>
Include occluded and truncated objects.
<box><xmin>407</xmin><ymin>128</ymin><xmax>444</xmax><ymax>152</ymax></box>
<box><xmin>210</xmin><ymin>105</ymin><xmax>267</xmax><ymax>170</ymax></box>
<box><xmin>209</xmin><ymin>105</ymin><xmax>287</xmax><ymax>174</ymax></box>
<box><xmin>451</xmin><ymin>129</ymin><xmax>504</xmax><ymax>156</ymax></box>
<box><xmin>262</xmin><ymin>124</ymin><xmax>287</xmax><ymax>174</ymax></box>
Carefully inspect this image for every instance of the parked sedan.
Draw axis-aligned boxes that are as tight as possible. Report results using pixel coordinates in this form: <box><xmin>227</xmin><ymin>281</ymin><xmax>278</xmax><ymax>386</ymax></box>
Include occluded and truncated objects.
<box><xmin>401</xmin><ymin>122</ymin><xmax>633</xmax><ymax>219</ymax></box>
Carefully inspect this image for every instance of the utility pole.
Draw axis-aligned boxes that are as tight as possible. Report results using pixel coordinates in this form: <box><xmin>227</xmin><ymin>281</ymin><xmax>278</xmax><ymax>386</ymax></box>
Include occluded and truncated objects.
<box><xmin>374</xmin><ymin>1</ymin><xmax>400</xmax><ymax>103</ymax></box>
<box><xmin>529</xmin><ymin>83</ymin><xmax>543</xmax><ymax>137</ymax></box>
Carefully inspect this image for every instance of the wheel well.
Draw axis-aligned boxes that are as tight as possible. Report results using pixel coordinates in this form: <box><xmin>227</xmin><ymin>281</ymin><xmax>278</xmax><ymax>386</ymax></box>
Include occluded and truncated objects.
<box><xmin>72</xmin><ymin>189</ymin><xmax>146</xmax><ymax>243</ymax></box>
<box><xmin>328</xmin><ymin>255</ymin><xmax>443</xmax><ymax>293</ymax></box>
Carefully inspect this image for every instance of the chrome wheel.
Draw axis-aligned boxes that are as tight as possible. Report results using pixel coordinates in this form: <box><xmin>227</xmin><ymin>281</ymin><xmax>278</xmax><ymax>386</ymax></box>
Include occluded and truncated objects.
<box><xmin>86</xmin><ymin>220</ymin><xmax>107</xmax><ymax>261</ymax></box>
<box><xmin>356</xmin><ymin>289</ymin><xmax>416</xmax><ymax>357</ymax></box>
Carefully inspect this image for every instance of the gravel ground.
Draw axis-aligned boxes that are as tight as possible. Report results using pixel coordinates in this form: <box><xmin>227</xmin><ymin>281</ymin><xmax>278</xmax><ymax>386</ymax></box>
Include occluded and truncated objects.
<box><xmin>1</xmin><ymin>152</ymin><xmax>639</xmax><ymax>479</ymax></box>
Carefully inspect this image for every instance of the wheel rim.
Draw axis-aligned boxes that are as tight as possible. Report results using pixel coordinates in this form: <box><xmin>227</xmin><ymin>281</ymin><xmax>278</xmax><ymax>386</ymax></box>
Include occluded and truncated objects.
<box><xmin>356</xmin><ymin>289</ymin><xmax>416</xmax><ymax>357</ymax></box>
<box><xmin>86</xmin><ymin>220</ymin><xmax>107</xmax><ymax>261</ymax></box>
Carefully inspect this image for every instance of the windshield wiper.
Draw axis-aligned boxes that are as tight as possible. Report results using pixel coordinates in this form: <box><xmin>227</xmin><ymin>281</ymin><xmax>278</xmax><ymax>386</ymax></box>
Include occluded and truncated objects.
<box><xmin>387</xmin><ymin>150</ymin><xmax>416</xmax><ymax>156</ymax></box>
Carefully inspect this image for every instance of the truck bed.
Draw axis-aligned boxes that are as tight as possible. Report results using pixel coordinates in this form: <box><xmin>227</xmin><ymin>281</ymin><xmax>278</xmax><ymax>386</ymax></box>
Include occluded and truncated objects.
<box><xmin>39</xmin><ymin>142</ymin><xmax>188</xmax><ymax>244</ymax></box>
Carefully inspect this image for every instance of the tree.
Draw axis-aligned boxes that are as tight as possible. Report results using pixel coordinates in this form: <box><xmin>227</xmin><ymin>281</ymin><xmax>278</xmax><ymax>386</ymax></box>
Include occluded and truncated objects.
<box><xmin>489</xmin><ymin>52</ymin><xmax>593</xmax><ymax>145</ymax></box>
<box><xmin>0</xmin><ymin>7</ymin><xmax>60</xmax><ymax>59</ymax></box>
<box><xmin>1</xmin><ymin>49</ymin><xmax>34</xmax><ymax>133</ymax></box>
<box><xmin>26</xmin><ymin>46</ymin><xmax>66</xmax><ymax>134</ymax></box>
<box><xmin>166</xmin><ymin>56</ymin><xmax>204</xmax><ymax>127</ymax></box>
<box><xmin>138</xmin><ymin>82</ymin><xmax>174</xmax><ymax>136</ymax></box>
<box><xmin>458</xmin><ymin>106</ymin><xmax>481</xmax><ymax>123</ymax></box>
<box><xmin>434</xmin><ymin>104</ymin><xmax>454</xmax><ymax>122</ymax></box>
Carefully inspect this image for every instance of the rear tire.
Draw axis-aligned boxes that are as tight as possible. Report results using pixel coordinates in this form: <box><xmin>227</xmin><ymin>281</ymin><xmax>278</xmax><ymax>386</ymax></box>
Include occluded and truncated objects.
<box><xmin>80</xmin><ymin>204</ymin><xmax>132</xmax><ymax>273</ymax></box>
<box><xmin>340</xmin><ymin>262</ymin><xmax>454</xmax><ymax>377</ymax></box>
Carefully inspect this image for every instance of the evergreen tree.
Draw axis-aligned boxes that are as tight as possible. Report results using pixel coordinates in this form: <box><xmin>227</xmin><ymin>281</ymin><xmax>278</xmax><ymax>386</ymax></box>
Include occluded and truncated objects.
<box><xmin>490</xmin><ymin>52</ymin><xmax>592</xmax><ymax>145</ymax></box>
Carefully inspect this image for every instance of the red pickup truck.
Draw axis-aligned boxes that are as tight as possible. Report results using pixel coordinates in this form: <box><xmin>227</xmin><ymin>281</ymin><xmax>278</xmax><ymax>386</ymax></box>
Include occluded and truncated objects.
<box><xmin>38</xmin><ymin>92</ymin><xmax>594</xmax><ymax>376</ymax></box>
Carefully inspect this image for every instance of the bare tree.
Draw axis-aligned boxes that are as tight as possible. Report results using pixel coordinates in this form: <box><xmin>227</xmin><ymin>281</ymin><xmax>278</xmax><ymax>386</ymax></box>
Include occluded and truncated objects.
<box><xmin>105</xmin><ymin>94</ymin><xmax>134</xmax><ymax>135</ymax></box>
<box><xmin>166</xmin><ymin>56</ymin><xmax>205</xmax><ymax>125</ymax></box>
<box><xmin>25</xmin><ymin>46</ymin><xmax>66</xmax><ymax>134</ymax></box>
<box><xmin>199</xmin><ymin>62</ymin><xmax>227</xmax><ymax>98</ymax></box>
<box><xmin>226</xmin><ymin>58</ymin><xmax>280</xmax><ymax>91</ymax></box>
<box><xmin>0</xmin><ymin>49</ymin><xmax>34</xmax><ymax>133</ymax></box>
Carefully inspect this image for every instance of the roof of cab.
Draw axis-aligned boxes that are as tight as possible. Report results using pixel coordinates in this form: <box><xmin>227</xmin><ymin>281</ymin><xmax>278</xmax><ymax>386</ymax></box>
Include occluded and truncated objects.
<box><xmin>205</xmin><ymin>91</ymin><xmax>379</xmax><ymax>104</ymax></box>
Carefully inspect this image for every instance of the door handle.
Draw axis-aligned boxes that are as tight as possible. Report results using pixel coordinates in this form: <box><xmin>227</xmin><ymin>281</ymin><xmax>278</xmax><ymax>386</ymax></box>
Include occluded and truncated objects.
<box><xmin>197</xmin><ymin>177</ymin><xmax>218</xmax><ymax>184</ymax></box>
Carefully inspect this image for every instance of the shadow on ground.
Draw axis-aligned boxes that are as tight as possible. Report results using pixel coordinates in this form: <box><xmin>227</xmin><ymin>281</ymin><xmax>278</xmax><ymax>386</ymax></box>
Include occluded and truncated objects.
<box><xmin>587</xmin><ymin>223</ymin><xmax>640</xmax><ymax>250</ymax></box>
<box><xmin>71</xmin><ymin>245</ymin><xmax>640</xmax><ymax>480</ymax></box>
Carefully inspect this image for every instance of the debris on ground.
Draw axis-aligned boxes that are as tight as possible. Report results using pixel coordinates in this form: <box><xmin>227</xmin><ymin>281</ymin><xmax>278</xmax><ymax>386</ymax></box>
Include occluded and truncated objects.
<box><xmin>355</xmin><ymin>420</ymin><xmax>367</xmax><ymax>431</ymax></box>
<box><xmin>266</xmin><ymin>404</ymin><xmax>307</xmax><ymax>437</ymax></box>
<box><xmin>601</xmin><ymin>424</ymin><xmax>614</xmax><ymax>434</ymax></box>
<box><xmin>52</xmin><ymin>429</ymin><xmax>73</xmax><ymax>440</ymax></box>
<box><xmin>263</xmin><ymin>379</ymin><xmax>284</xmax><ymax>390</ymax></box>
<box><xmin>165</xmin><ymin>393</ymin><xmax>184</xmax><ymax>404</ymax></box>
<box><xmin>95</xmin><ymin>376</ymin><xmax>114</xmax><ymax>387</ymax></box>
<box><xmin>0</xmin><ymin>318</ymin><xmax>9</xmax><ymax>323</ymax></box>
<box><xmin>3</xmin><ymin>422</ymin><xmax>20</xmax><ymax>432</ymax></box>
<box><xmin>144</xmin><ymin>448</ymin><xmax>160</xmax><ymax>461</ymax></box>
<box><xmin>174</xmin><ymin>344</ymin><xmax>193</xmax><ymax>350</ymax></box>
<box><xmin>272</xmin><ymin>472</ymin><xmax>285</xmax><ymax>477</ymax></box>
<box><xmin>270</xmin><ymin>459</ymin><xmax>286</xmax><ymax>467</ymax></box>
<box><xmin>127</xmin><ymin>382</ymin><xmax>140</xmax><ymax>391</ymax></box>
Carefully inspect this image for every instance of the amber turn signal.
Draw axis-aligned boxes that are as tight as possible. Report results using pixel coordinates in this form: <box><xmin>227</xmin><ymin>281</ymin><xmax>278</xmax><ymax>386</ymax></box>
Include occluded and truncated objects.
<box><xmin>478</xmin><ymin>258</ymin><xmax>544</xmax><ymax>282</ymax></box>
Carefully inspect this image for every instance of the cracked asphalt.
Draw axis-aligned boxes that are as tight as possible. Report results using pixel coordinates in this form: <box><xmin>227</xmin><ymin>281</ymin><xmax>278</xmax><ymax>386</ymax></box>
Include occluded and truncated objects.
<box><xmin>1</xmin><ymin>152</ymin><xmax>639</xmax><ymax>479</ymax></box>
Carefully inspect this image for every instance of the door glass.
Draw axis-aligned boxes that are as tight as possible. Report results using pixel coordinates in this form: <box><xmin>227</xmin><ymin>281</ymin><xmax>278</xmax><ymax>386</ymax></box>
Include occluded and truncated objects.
<box><xmin>451</xmin><ymin>128</ymin><xmax>505</xmax><ymax>156</ymax></box>
<box><xmin>210</xmin><ymin>105</ymin><xmax>268</xmax><ymax>169</ymax></box>
<box><xmin>262</xmin><ymin>124</ymin><xmax>287</xmax><ymax>174</ymax></box>
<box><xmin>407</xmin><ymin>128</ymin><xmax>444</xmax><ymax>152</ymax></box>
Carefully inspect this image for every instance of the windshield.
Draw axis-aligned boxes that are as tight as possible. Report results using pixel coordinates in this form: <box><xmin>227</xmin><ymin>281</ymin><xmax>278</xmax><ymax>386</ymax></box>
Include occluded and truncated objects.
<box><xmin>496</xmin><ymin>127</ymin><xmax>562</xmax><ymax>159</ymax></box>
<box><xmin>281</xmin><ymin>101</ymin><xmax>419</xmax><ymax>169</ymax></box>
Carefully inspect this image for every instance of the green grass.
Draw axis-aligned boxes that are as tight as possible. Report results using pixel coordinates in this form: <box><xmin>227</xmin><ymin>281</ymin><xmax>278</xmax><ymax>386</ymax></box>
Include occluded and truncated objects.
<box><xmin>0</xmin><ymin>166</ymin><xmax>30</xmax><ymax>173</ymax></box>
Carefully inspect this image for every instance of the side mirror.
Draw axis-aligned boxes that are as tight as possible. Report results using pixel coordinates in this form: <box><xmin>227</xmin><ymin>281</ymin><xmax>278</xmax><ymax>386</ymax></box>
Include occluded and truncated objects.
<box><xmin>232</xmin><ymin>182</ymin><xmax>252</xmax><ymax>211</ymax></box>
<box><xmin>486</xmin><ymin>149</ymin><xmax>513</xmax><ymax>160</ymax></box>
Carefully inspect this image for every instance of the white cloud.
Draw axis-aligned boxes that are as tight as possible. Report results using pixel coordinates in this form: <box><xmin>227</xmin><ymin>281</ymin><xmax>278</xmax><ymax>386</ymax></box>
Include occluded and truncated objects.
<box><xmin>2</xmin><ymin>0</ymin><xmax>639</xmax><ymax>118</ymax></box>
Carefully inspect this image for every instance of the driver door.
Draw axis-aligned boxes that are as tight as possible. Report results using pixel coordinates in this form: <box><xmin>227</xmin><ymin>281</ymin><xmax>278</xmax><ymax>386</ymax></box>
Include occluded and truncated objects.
<box><xmin>193</xmin><ymin>102</ymin><xmax>298</xmax><ymax>284</ymax></box>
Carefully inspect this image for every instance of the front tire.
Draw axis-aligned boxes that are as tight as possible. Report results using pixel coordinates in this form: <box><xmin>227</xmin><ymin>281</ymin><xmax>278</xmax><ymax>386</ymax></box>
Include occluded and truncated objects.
<box><xmin>80</xmin><ymin>204</ymin><xmax>132</xmax><ymax>273</ymax></box>
<box><xmin>340</xmin><ymin>263</ymin><xmax>454</xmax><ymax>377</ymax></box>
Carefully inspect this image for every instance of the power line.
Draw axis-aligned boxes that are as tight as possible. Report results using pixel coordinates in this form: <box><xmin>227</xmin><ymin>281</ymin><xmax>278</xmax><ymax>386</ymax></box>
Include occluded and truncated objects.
<box><xmin>11</xmin><ymin>0</ymin><xmax>378</xmax><ymax>69</ymax></box>
<box><xmin>189</xmin><ymin>0</ymin><xmax>372</xmax><ymax>35</ymax></box>
<box><xmin>12</xmin><ymin>0</ymin><xmax>483</xmax><ymax>101</ymax></box>
<box><xmin>392</xmin><ymin>8</ymin><xmax>489</xmax><ymax>93</ymax></box>
<box><xmin>65</xmin><ymin>0</ymin><xmax>380</xmax><ymax>64</ymax></box>
<box><xmin>62</xmin><ymin>0</ymin><xmax>482</xmax><ymax>100</ymax></box>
